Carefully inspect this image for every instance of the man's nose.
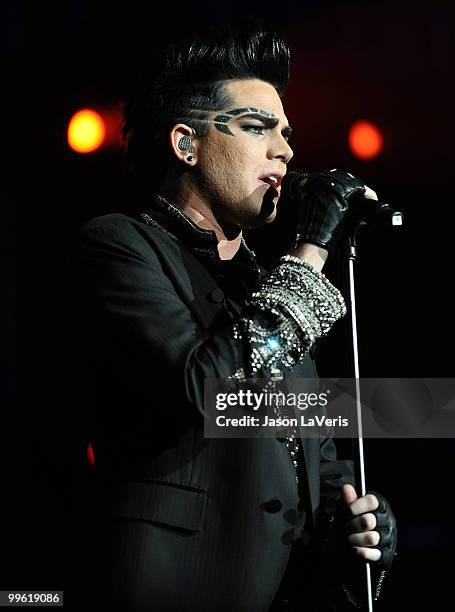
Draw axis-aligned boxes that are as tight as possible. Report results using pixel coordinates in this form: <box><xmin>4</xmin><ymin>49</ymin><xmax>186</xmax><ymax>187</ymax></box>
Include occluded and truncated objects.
<box><xmin>269</xmin><ymin>139</ymin><xmax>293</xmax><ymax>164</ymax></box>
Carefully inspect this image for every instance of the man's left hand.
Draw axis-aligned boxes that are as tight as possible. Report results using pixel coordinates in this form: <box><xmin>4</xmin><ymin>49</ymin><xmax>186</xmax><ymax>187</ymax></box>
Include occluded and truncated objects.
<box><xmin>341</xmin><ymin>483</ymin><xmax>397</xmax><ymax>567</ymax></box>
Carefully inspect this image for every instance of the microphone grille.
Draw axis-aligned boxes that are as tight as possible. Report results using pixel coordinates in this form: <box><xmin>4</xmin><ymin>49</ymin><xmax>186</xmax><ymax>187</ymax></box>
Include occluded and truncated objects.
<box><xmin>282</xmin><ymin>170</ymin><xmax>309</xmax><ymax>200</ymax></box>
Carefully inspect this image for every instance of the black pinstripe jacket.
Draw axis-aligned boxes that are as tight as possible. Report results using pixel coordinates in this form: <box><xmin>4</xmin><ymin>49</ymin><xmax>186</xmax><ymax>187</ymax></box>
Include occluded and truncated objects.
<box><xmin>69</xmin><ymin>196</ymin><xmax>355</xmax><ymax>611</ymax></box>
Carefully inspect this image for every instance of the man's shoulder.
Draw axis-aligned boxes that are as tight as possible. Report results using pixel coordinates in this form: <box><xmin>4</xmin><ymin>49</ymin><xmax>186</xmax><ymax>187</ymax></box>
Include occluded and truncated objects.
<box><xmin>79</xmin><ymin>212</ymin><xmax>177</xmax><ymax>253</ymax></box>
<box><xmin>81</xmin><ymin>212</ymin><xmax>145</xmax><ymax>237</ymax></box>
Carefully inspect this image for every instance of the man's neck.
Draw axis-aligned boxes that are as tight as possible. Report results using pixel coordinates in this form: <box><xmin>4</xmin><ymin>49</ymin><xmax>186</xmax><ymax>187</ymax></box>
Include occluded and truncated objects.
<box><xmin>162</xmin><ymin>184</ymin><xmax>242</xmax><ymax>261</ymax></box>
<box><xmin>182</xmin><ymin>204</ymin><xmax>242</xmax><ymax>260</ymax></box>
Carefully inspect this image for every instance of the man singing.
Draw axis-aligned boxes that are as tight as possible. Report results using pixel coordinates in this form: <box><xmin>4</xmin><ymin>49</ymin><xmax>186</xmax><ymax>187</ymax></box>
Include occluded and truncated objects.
<box><xmin>70</xmin><ymin>22</ymin><xmax>397</xmax><ymax>611</ymax></box>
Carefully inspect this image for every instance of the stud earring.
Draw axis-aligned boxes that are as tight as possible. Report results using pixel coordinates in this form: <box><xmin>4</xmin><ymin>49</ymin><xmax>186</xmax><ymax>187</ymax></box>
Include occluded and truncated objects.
<box><xmin>187</xmin><ymin>155</ymin><xmax>194</xmax><ymax>162</ymax></box>
<box><xmin>178</xmin><ymin>135</ymin><xmax>194</xmax><ymax>152</ymax></box>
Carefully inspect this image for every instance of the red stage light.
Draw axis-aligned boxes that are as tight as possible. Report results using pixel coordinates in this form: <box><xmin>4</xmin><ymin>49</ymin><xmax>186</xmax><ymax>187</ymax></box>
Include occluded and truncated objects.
<box><xmin>68</xmin><ymin>109</ymin><xmax>106</xmax><ymax>153</ymax></box>
<box><xmin>87</xmin><ymin>441</ymin><xmax>95</xmax><ymax>467</ymax></box>
<box><xmin>348</xmin><ymin>120</ymin><xmax>383</xmax><ymax>160</ymax></box>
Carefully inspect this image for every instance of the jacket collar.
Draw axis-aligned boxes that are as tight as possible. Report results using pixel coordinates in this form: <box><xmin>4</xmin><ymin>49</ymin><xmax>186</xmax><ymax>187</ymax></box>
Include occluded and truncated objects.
<box><xmin>141</xmin><ymin>194</ymin><xmax>261</xmax><ymax>275</ymax></box>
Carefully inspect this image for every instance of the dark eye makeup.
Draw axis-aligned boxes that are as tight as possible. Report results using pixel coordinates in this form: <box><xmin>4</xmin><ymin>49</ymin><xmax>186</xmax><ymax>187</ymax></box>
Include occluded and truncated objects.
<box><xmin>241</xmin><ymin>125</ymin><xmax>265</xmax><ymax>135</ymax></box>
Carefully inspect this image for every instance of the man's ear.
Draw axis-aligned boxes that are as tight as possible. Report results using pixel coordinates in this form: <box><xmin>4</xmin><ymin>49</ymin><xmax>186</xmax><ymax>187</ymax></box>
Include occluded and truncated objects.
<box><xmin>169</xmin><ymin>124</ymin><xmax>197</xmax><ymax>166</ymax></box>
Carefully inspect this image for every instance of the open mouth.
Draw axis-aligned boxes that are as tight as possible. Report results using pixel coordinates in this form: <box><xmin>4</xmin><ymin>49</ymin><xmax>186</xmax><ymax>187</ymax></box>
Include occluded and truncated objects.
<box><xmin>258</xmin><ymin>174</ymin><xmax>283</xmax><ymax>193</ymax></box>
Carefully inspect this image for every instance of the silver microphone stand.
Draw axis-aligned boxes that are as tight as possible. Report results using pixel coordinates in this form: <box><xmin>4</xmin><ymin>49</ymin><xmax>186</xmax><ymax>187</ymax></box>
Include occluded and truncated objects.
<box><xmin>344</xmin><ymin>207</ymin><xmax>402</xmax><ymax>611</ymax></box>
<box><xmin>345</xmin><ymin>225</ymin><xmax>374</xmax><ymax>611</ymax></box>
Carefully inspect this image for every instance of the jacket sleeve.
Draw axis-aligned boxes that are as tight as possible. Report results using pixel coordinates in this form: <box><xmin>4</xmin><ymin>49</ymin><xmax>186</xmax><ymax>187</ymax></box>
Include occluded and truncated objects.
<box><xmin>320</xmin><ymin>437</ymin><xmax>355</xmax><ymax>513</ymax></box>
<box><xmin>74</xmin><ymin>217</ymin><xmax>345</xmax><ymax>421</ymax></box>
<box><xmin>74</xmin><ymin>219</ymin><xmax>244</xmax><ymax>413</ymax></box>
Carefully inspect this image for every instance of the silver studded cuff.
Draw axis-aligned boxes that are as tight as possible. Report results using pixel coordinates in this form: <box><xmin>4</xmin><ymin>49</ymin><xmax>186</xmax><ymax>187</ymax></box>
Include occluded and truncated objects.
<box><xmin>232</xmin><ymin>254</ymin><xmax>346</xmax><ymax>377</ymax></box>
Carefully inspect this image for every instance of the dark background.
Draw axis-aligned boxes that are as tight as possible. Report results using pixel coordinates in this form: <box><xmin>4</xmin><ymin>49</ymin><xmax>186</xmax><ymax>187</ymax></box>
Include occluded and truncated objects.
<box><xmin>2</xmin><ymin>0</ymin><xmax>454</xmax><ymax>608</ymax></box>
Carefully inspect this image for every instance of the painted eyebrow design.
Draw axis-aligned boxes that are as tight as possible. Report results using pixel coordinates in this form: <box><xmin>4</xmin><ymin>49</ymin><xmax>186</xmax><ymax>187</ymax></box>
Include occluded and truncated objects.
<box><xmin>213</xmin><ymin>108</ymin><xmax>293</xmax><ymax>138</ymax></box>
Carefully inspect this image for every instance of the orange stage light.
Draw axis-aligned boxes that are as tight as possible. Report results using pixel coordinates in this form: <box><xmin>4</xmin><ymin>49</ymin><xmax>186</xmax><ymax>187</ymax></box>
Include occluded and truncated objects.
<box><xmin>68</xmin><ymin>109</ymin><xmax>106</xmax><ymax>153</ymax></box>
<box><xmin>348</xmin><ymin>120</ymin><xmax>384</xmax><ymax>160</ymax></box>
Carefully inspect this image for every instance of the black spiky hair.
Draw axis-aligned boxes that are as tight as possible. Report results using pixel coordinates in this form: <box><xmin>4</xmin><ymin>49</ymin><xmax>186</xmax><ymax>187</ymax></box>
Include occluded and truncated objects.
<box><xmin>121</xmin><ymin>21</ymin><xmax>290</xmax><ymax>178</ymax></box>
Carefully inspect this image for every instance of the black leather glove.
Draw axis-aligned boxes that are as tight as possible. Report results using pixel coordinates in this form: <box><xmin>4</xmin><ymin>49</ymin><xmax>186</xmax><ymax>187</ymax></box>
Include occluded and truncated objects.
<box><xmin>367</xmin><ymin>490</ymin><xmax>398</xmax><ymax>569</ymax></box>
<box><xmin>339</xmin><ymin>490</ymin><xmax>397</xmax><ymax>605</ymax></box>
<box><xmin>283</xmin><ymin>168</ymin><xmax>367</xmax><ymax>251</ymax></box>
<box><xmin>314</xmin><ymin>489</ymin><xmax>397</xmax><ymax>607</ymax></box>
<box><xmin>334</xmin><ymin>489</ymin><xmax>397</xmax><ymax>568</ymax></box>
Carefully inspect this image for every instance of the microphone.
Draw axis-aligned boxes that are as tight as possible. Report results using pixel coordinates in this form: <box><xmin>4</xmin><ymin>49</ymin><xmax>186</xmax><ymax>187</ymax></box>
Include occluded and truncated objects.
<box><xmin>282</xmin><ymin>170</ymin><xmax>403</xmax><ymax>229</ymax></box>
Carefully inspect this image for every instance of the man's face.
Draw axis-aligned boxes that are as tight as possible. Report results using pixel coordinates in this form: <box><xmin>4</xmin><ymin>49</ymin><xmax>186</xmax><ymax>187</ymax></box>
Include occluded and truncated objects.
<box><xmin>194</xmin><ymin>79</ymin><xmax>294</xmax><ymax>229</ymax></box>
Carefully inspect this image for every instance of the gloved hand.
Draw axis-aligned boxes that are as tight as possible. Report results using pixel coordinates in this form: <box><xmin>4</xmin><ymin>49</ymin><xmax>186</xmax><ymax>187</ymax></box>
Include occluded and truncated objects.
<box><xmin>283</xmin><ymin>168</ymin><xmax>367</xmax><ymax>251</ymax></box>
<box><xmin>336</xmin><ymin>486</ymin><xmax>397</xmax><ymax>603</ymax></box>
<box><xmin>311</xmin><ymin>486</ymin><xmax>397</xmax><ymax>606</ymax></box>
<box><xmin>332</xmin><ymin>485</ymin><xmax>397</xmax><ymax>565</ymax></box>
<box><xmin>364</xmin><ymin>490</ymin><xmax>398</xmax><ymax>569</ymax></box>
